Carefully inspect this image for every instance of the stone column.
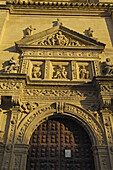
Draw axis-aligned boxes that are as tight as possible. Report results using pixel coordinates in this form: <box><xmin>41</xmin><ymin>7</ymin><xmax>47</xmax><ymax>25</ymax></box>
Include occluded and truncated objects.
<box><xmin>1</xmin><ymin>106</ymin><xmax>20</xmax><ymax>170</ymax></box>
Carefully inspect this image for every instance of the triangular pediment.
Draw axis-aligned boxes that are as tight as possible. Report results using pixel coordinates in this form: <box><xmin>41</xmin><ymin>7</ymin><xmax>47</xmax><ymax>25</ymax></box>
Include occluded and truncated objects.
<box><xmin>16</xmin><ymin>25</ymin><xmax>105</xmax><ymax>50</ymax></box>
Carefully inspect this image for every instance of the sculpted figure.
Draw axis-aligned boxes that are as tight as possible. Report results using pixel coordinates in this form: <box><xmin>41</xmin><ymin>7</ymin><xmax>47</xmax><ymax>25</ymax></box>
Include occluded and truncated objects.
<box><xmin>87</xmin><ymin>27</ymin><xmax>94</xmax><ymax>38</ymax></box>
<box><xmin>56</xmin><ymin>31</ymin><xmax>69</xmax><ymax>46</ymax></box>
<box><xmin>57</xmin><ymin>18</ymin><xmax>63</xmax><ymax>26</ymax></box>
<box><xmin>53</xmin><ymin>65</ymin><xmax>67</xmax><ymax>79</ymax></box>
<box><xmin>5</xmin><ymin>57</ymin><xmax>19</xmax><ymax>73</ymax></box>
<box><xmin>26</xmin><ymin>25</ymin><xmax>36</xmax><ymax>36</ymax></box>
<box><xmin>79</xmin><ymin>66</ymin><xmax>90</xmax><ymax>79</ymax></box>
<box><xmin>103</xmin><ymin>58</ymin><xmax>113</xmax><ymax>75</ymax></box>
<box><xmin>32</xmin><ymin>64</ymin><xmax>42</xmax><ymax>78</ymax></box>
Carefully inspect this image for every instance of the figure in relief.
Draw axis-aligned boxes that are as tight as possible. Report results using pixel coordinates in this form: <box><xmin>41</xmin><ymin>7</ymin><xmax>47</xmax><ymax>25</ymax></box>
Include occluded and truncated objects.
<box><xmin>87</xmin><ymin>27</ymin><xmax>94</xmax><ymax>38</ymax></box>
<box><xmin>103</xmin><ymin>58</ymin><xmax>113</xmax><ymax>75</ymax></box>
<box><xmin>37</xmin><ymin>31</ymin><xmax>86</xmax><ymax>47</ymax></box>
<box><xmin>56</xmin><ymin>31</ymin><xmax>69</xmax><ymax>46</ymax></box>
<box><xmin>53</xmin><ymin>65</ymin><xmax>67</xmax><ymax>79</ymax></box>
<box><xmin>26</xmin><ymin>25</ymin><xmax>36</xmax><ymax>36</ymax></box>
<box><xmin>57</xmin><ymin>18</ymin><xmax>63</xmax><ymax>26</ymax></box>
<box><xmin>79</xmin><ymin>66</ymin><xmax>90</xmax><ymax>79</ymax></box>
<box><xmin>5</xmin><ymin>57</ymin><xmax>19</xmax><ymax>73</ymax></box>
<box><xmin>32</xmin><ymin>64</ymin><xmax>42</xmax><ymax>78</ymax></box>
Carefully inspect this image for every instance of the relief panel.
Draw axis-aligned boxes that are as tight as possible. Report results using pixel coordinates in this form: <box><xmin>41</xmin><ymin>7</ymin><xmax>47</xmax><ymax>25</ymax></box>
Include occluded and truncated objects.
<box><xmin>52</xmin><ymin>61</ymin><xmax>70</xmax><ymax>80</ymax></box>
<box><xmin>77</xmin><ymin>62</ymin><xmax>92</xmax><ymax>80</ymax></box>
<box><xmin>28</xmin><ymin>60</ymin><xmax>44</xmax><ymax>80</ymax></box>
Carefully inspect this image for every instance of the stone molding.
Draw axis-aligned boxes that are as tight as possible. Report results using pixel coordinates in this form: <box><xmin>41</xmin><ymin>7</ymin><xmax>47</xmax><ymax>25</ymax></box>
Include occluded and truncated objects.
<box><xmin>15</xmin><ymin>103</ymin><xmax>105</xmax><ymax>146</ymax></box>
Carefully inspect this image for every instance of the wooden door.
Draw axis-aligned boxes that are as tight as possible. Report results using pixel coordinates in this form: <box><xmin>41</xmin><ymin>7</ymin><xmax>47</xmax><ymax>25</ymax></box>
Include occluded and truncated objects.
<box><xmin>26</xmin><ymin>117</ymin><xmax>95</xmax><ymax>170</ymax></box>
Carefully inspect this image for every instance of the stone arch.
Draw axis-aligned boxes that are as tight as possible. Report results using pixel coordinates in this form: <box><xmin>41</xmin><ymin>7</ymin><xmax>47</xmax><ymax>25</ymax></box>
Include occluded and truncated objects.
<box><xmin>15</xmin><ymin>102</ymin><xmax>105</xmax><ymax>146</ymax></box>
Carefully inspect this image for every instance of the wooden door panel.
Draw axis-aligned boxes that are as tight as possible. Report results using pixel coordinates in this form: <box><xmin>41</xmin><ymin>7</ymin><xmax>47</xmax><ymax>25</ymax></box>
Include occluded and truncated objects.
<box><xmin>26</xmin><ymin>118</ymin><xmax>95</xmax><ymax>170</ymax></box>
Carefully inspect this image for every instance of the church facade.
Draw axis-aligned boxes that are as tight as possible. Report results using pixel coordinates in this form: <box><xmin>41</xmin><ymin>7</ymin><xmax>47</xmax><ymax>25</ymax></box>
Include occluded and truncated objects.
<box><xmin>0</xmin><ymin>0</ymin><xmax>113</xmax><ymax>170</ymax></box>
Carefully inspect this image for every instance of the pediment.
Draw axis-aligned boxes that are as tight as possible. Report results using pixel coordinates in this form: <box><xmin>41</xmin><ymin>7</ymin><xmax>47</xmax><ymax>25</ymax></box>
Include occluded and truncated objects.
<box><xmin>16</xmin><ymin>25</ymin><xmax>105</xmax><ymax>50</ymax></box>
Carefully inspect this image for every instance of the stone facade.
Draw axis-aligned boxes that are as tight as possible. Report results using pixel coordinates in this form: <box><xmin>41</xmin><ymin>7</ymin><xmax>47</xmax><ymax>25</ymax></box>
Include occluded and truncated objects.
<box><xmin>0</xmin><ymin>0</ymin><xmax>113</xmax><ymax>170</ymax></box>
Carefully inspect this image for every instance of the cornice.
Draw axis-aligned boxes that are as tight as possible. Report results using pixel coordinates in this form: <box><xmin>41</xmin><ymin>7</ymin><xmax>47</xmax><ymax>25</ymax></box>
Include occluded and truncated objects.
<box><xmin>0</xmin><ymin>1</ymin><xmax>112</xmax><ymax>16</ymax></box>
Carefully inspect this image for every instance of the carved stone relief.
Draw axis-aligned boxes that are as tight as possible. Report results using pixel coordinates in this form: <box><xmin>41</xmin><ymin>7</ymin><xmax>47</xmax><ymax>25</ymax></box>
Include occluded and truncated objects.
<box><xmin>103</xmin><ymin>115</ymin><xmax>113</xmax><ymax>144</ymax></box>
<box><xmin>0</xmin><ymin>82</ymin><xmax>22</xmax><ymax>90</ymax></box>
<box><xmin>78</xmin><ymin>64</ymin><xmax>90</xmax><ymax>79</ymax></box>
<box><xmin>13</xmin><ymin>155</ymin><xmax>21</xmax><ymax>170</ymax></box>
<box><xmin>52</xmin><ymin>64</ymin><xmax>68</xmax><ymax>79</ymax></box>
<box><xmin>32</xmin><ymin>64</ymin><xmax>42</xmax><ymax>78</ymax></box>
<box><xmin>22</xmin><ymin>50</ymin><xmax>98</xmax><ymax>59</ymax></box>
<box><xmin>16</xmin><ymin>104</ymin><xmax>56</xmax><ymax>143</ymax></box>
<box><xmin>4</xmin><ymin>57</ymin><xmax>20</xmax><ymax>73</ymax></box>
<box><xmin>64</xmin><ymin>103</ymin><xmax>104</xmax><ymax>145</ymax></box>
<box><xmin>28</xmin><ymin>61</ymin><xmax>44</xmax><ymax>79</ymax></box>
<box><xmin>16</xmin><ymin>103</ymin><xmax>104</xmax><ymax>145</ymax></box>
<box><xmin>71</xmin><ymin>61</ymin><xmax>77</xmax><ymax>80</ymax></box>
<box><xmin>103</xmin><ymin>58</ymin><xmax>113</xmax><ymax>75</ymax></box>
<box><xmin>27</xmin><ymin>60</ymin><xmax>93</xmax><ymax>81</ymax></box>
<box><xmin>94</xmin><ymin>60</ymin><xmax>101</xmax><ymax>76</ymax></box>
<box><xmin>32</xmin><ymin>31</ymin><xmax>86</xmax><ymax>47</ymax></box>
<box><xmin>19</xmin><ymin>102</ymin><xmax>39</xmax><ymax>115</ymax></box>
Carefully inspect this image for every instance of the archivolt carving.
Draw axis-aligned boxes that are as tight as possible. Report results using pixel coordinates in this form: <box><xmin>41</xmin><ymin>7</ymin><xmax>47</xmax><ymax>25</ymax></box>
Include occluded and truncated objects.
<box><xmin>19</xmin><ymin>102</ymin><xmax>39</xmax><ymax>114</ymax></box>
<box><xmin>16</xmin><ymin>103</ymin><xmax>105</xmax><ymax>146</ymax></box>
<box><xmin>16</xmin><ymin>104</ymin><xmax>56</xmax><ymax>143</ymax></box>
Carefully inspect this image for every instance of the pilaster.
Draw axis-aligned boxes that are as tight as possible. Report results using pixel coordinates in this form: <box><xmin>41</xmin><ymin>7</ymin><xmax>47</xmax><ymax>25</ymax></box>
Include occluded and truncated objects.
<box><xmin>1</xmin><ymin>106</ymin><xmax>20</xmax><ymax>170</ymax></box>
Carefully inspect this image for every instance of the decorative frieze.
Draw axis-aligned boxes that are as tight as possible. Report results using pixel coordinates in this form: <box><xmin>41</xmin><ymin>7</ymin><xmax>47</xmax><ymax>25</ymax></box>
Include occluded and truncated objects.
<box><xmin>22</xmin><ymin>50</ymin><xmax>98</xmax><ymax>59</ymax></box>
<box><xmin>0</xmin><ymin>82</ymin><xmax>22</xmax><ymax>90</ymax></box>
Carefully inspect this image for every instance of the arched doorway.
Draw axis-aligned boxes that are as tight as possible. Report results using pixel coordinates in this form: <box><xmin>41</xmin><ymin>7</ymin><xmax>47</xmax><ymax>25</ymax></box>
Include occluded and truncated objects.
<box><xmin>26</xmin><ymin>116</ymin><xmax>95</xmax><ymax>170</ymax></box>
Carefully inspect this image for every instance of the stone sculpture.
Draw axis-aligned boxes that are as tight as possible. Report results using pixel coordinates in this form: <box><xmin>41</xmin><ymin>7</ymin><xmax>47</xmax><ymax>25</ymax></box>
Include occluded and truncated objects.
<box><xmin>79</xmin><ymin>66</ymin><xmax>90</xmax><ymax>79</ymax></box>
<box><xmin>4</xmin><ymin>57</ymin><xmax>19</xmax><ymax>73</ymax></box>
<box><xmin>53</xmin><ymin>65</ymin><xmax>67</xmax><ymax>79</ymax></box>
<box><xmin>26</xmin><ymin>25</ymin><xmax>36</xmax><ymax>36</ymax></box>
<box><xmin>32</xmin><ymin>64</ymin><xmax>42</xmax><ymax>78</ymax></box>
<box><xmin>87</xmin><ymin>27</ymin><xmax>94</xmax><ymax>38</ymax></box>
<box><xmin>103</xmin><ymin>58</ymin><xmax>113</xmax><ymax>75</ymax></box>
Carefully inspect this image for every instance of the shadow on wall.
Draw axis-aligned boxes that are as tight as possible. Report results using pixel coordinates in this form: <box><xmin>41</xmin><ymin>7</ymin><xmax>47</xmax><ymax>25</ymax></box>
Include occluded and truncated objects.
<box><xmin>105</xmin><ymin>18</ymin><xmax>113</xmax><ymax>47</ymax></box>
